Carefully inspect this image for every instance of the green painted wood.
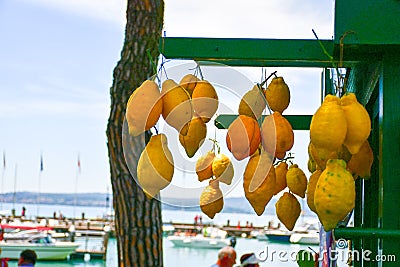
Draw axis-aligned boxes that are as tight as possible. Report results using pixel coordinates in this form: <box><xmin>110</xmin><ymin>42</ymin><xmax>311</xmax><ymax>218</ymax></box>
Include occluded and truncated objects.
<box><xmin>334</xmin><ymin>228</ymin><xmax>400</xmax><ymax>239</ymax></box>
<box><xmin>335</xmin><ymin>0</ymin><xmax>400</xmax><ymax>45</ymax></box>
<box><xmin>214</xmin><ymin>114</ymin><xmax>312</xmax><ymax>130</ymax></box>
<box><xmin>379</xmin><ymin>49</ymin><xmax>400</xmax><ymax>266</ymax></box>
<box><xmin>160</xmin><ymin>37</ymin><xmax>347</xmax><ymax>67</ymax></box>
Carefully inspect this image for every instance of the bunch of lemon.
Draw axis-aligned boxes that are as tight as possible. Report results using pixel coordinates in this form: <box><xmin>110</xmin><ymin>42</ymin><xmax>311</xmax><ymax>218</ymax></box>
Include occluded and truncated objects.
<box><xmin>125</xmin><ymin>74</ymin><xmax>219</xmax><ymax>199</ymax></box>
<box><xmin>307</xmin><ymin>93</ymin><xmax>373</xmax><ymax>231</ymax></box>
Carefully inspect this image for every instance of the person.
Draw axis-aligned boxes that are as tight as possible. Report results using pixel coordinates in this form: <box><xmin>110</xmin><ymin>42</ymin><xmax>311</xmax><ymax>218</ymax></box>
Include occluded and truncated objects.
<box><xmin>0</xmin><ymin>248</ymin><xmax>9</xmax><ymax>267</ymax></box>
<box><xmin>238</xmin><ymin>253</ymin><xmax>261</xmax><ymax>267</ymax></box>
<box><xmin>18</xmin><ymin>249</ymin><xmax>37</xmax><ymax>266</ymax></box>
<box><xmin>21</xmin><ymin>206</ymin><xmax>26</xmax><ymax>217</ymax></box>
<box><xmin>210</xmin><ymin>246</ymin><xmax>236</xmax><ymax>267</ymax></box>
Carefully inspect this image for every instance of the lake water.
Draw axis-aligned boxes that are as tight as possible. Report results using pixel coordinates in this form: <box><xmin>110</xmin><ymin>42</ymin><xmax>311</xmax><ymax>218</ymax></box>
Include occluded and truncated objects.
<box><xmin>1</xmin><ymin>202</ymin><xmax>349</xmax><ymax>266</ymax></box>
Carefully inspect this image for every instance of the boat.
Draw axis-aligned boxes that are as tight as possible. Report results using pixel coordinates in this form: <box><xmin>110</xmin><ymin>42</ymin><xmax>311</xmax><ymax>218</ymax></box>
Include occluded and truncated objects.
<box><xmin>289</xmin><ymin>221</ymin><xmax>320</xmax><ymax>245</ymax></box>
<box><xmin>257</xmin><ymin>229</ymin><xmax>292</xmax><ymax>243</ymax></box>
<box><xmin>167</xmin><ymin>227</ymin><xmax>234</xmax><ymax>249</ymax></box>
<box><xmin>0</xmin><ymin>226</ymin><xmax>80</xmax><ymax>260</ymax></box>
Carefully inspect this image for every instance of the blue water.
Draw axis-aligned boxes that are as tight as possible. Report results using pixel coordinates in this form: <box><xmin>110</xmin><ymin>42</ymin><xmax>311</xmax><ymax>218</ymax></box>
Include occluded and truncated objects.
<box><xmin>1</xmin><ymin>202</ymin><xmax>349</xmax><ymax>267</ymax></box>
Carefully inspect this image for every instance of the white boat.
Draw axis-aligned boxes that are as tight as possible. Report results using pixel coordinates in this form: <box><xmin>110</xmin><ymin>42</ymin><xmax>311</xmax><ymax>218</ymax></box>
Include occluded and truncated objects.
<box><xmin>289</xmin><ymin>221</ymin><xmax>320</xmax><ymax>245</ymax></box>
<box><xmin>0</xmin><ymin>230</ymin><xmax>79</xmax><ymax>260</ymax></box>
<box><xmin>167</xmin><ymin>227</ymin><xmax>233</xmax><ymax>249</ymax></box>
<box><xmin>289</xmin><ymin>231</ymin><xmax>320</xmax><ymax>245</ymax></box>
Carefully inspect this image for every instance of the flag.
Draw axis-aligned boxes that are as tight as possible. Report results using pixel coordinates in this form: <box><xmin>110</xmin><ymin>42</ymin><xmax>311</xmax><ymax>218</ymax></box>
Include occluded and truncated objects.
<box><xmin>40</xmin><ymin>154</ymin><xmax>44</xmax><ymax>172</ymax></box>
<box><xmin>77</xmin><ymin>154</ymin><xmax>81</xmax><ymax>173</ymax></box>
<box><xmin>3</xmin><ymin>151</ymin><xmax>5</xmax><ymax>169</ymax></box>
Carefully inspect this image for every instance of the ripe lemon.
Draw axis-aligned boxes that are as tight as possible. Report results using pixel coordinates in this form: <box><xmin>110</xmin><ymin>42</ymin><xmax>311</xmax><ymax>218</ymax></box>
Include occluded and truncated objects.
<box><xmin>196</xmin><ymin>151</ymin><xmax>215</xmax><ymax>182</ymax></box>
<box><xmin>274</xmin><ymin>161</ymin><xmax>288</xmax><ymax>195</ymax></box>
<box><xmin>212</xmin><ymin>154</ymin><xmax>234</xmax><ymax>185</ymax></box>
<box><xmin>126</xmin><ymin>80</ymin><xmax>163</xmax><ymax>136</ymax></box>
<box><xmin>226</xmin><ymin>115</ymin><xmax>261</xmax><ymax>161</ymax></box>
<box><xmin>286</xmin><ymin>164</ymin><xmax>307</xmax><ymax>198</ymax></box>
<box><xmin>306</xmin><ymin>169</ymin><xmax>322</xmax><ymax>214</ymax></box>
<box><xmin>347</xmin><ymin>140</ymin><xmax>373</xmax><ymax>179</ymax></box>
<box><xmin>340</xmin><ymin>93</ymin><xmax>371</xmax><ymax>154</ymax></box>
<box><xmin>200</xmin><ymin>179</ymin><xmax>223</xmax><ymax>219</ymax></box>
<box><xmin>179</xmin><ymin>116</ymin><xmax>207</xmax><ymax>158</ymax></box>
<box><xmin>137</xmin><ymin>134</ymin><xmax>174</xmax><ymax>198</ymax></box>
<box><xmin>310</xmin><ymin>94</ymin><xmax>347</xmax><ymax>160</ymax></box>
<box><xmin>238</xmin><ymin>84</ymin><xmax>267</xmax><ymax>119</ymax></box>
<box><xmin>243</xmin><ymin>150</ymin><xmax>276</xmax><ymax>215</ymax></box>
<box><xmin>264</xmin><ymin>76</ymin><xmax>290</xmax><ymax>114</ymax></box>
<box><xmin>314</xmin><ymin>159</ymin><xmax>355</xmax><ymax>231</ymax></box>
<box><xmin>276</xmin><ymin>192</ymin><xmax>301</xmax><ymax>231</ymax></box>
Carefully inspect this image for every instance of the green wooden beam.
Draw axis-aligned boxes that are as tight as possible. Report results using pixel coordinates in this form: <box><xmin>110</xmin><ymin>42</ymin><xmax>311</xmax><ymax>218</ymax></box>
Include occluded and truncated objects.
<box><xmin>334</xmin><ymin>228</ymin><xmax>400</xmax><ymax>239</ymax></box>
<box><xmin>214</xmin><ymin>114</ymin><xmax>312</xmax><ymax>130</ymax></box>
<box><xmin>159</xmin><ymin>37</ymin><xmax>355</xmax><ymax>68</ymax></box>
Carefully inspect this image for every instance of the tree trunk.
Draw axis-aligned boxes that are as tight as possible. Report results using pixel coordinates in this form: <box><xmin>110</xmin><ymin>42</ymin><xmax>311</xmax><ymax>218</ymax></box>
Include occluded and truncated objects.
<box><xmin>106</xmin><ymin>0</ymin><xmax>164</xmax><ymax>266</ymax></box>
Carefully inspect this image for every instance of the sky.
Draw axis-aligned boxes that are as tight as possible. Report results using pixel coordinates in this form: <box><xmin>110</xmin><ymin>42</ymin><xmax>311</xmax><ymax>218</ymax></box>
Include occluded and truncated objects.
<box><xmin>0</xmin><ymin>0</ymin><xmax>334</xmax><ymax>196</ymax></box>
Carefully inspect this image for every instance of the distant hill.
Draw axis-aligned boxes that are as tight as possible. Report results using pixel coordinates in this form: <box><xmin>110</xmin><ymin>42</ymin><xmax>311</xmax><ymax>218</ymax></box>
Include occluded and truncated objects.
<box><xmin>0</xmin><ymin>191</ymin><xmax>111</xmax><ymax>207</ymax></box>
<box><xmin>0</xmin><ymin>192</ymin><xmax>316</xmax><ymax>217</ymax></box>
<box><xmin>161</xmin><ymin>196</ymin><xmax>316</xmax><ymax>217</ymax></box>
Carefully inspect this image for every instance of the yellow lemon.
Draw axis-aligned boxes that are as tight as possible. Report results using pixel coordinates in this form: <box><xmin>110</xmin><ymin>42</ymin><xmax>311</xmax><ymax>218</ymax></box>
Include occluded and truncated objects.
<box><xmin>243</xmin><ymin>150</ymin><xmax>276</xmax><ymax>215</ymax></box>
<box><xmin>310</xmin><ymin>94</ymin><xmax>347</xmax><ymax>160</ymax></box>
<box><xmin>274</xmin><ymin>161</ymin><xmax>288</xmax><ymax>195</ymax></box>
<box><xmin>347</xmin><ymin>140</ymin><xmax>373</xmax><ymax>179</ymax></box>
<box><xmin>238</xmin><ymin>84</ymin><xmax>267</xmax><ymax>119</ymax></box>
<box><xmin>126</xmin><ymin>80</ymin><xmax>163</xmax><ymax>136</ymax></box>
<box><xmin>275</xmin><ymin>192</ymin><xmax>301</xmax><ymax>231</ymax></box>
<box><xmin>261</xmin><ymin>111</ymin><xmax>294</xmax><ymax>157</ymax></box>
<box><xmin>212</xmin><ymin>154</ymin><xmax>234</xmax><ymax>185</ymax></box>
<box><xmin>137</xmin><ymin>134</ymin><xmax>174</xmax><ymax>198</ymax></box>
<box><xmin>286</xmin><ymin>164</ymin><xmax>307</xmax><ymax>198</ymax></box>
<box><xmin>340</xmin><ymin>93</ymin><xmax>371</xmax><ymax>154</ymax></box>
<box><xmin>196</xmin><ymin>151</ymin><xmax>215</xmax><ymax>182</ymax></box>
<box><xmin>179</xmin><ymin>74</ymin><xmax>199</xmax><ymax>97</ymax></box>
<box><xmin>192</xmin><ymin>80</ymin><xmax>219</xmax><ymax>123</ymax></box>
<box><xmin>161</xmin><ymin>79</ymin><xmax>193</xmax><ymax>134</ymax></box>
<box><xmin>264</xmin><ymin>76</ymin><xmax>290</xmax><ymax>114</ymax></box>
<box><xmin>306</xmin><ymin>169</ymin><xmax>322</xmax><ymax>214</ymax></box>
<box><xmin>226</xmin><ymin>115</ymin><xmax>261</xmax><ymax>161</ymax></box>
<box><xmin>179</xmin><ymin>116</ymin><xmax>207</xmax><ymax>158</ymax></box>
<box><xmin>200</xmin><ymin>179</ymin><xmax>223</xmax><ymax>219</ymax></box>
<box><xmin>314</xmin><ymin>159</ymin><xmax>355</xmax><ymax>231</ymax></box>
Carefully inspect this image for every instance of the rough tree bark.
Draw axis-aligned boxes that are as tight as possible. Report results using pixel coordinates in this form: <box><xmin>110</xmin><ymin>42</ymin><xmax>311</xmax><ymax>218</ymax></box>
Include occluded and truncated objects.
<box><xmin>106</xmin><ymin>0</ymin><xmax>164</xmax><ymax>266</ymax></box>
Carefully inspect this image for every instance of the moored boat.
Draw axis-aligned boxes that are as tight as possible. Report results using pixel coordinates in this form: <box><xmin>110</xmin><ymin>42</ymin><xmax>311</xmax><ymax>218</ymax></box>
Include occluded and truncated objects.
<box><xmin>167</xmin><ymin>227</ymin><xmax>234</xmax><ymax>249</ymax></box>
<box><xmin>0</xmin><ymin>226</ymin><xmax>79</xmax><ymax>260</ymax></box>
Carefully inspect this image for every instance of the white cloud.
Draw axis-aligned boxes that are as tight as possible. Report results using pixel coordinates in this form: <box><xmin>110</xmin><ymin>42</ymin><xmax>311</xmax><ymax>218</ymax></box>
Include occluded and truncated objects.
<box><xmin>21</xmin><ymin>0</ymin><xmax>128</xmax><ymax>26</ymax></box>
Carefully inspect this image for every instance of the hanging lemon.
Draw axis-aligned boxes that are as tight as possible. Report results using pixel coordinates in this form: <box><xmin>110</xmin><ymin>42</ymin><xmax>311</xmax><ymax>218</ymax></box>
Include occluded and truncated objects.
<box><xmin>264</xmin><ymin>76</ymin><xmax>290</xmax><ymax>114</ymax></box>
<box><xmin>276</xmin><ymin>192</ymin><xmax>301</xmax><ymax>231</ymax></box>
<box><xmin>286</xmin><ymin>164</ymin><xmax>308</xmax><ymax>198</ymax></box>
<box><xmin>200</xmin><ymin>179</ymin><xmax>224</xmax><ymax>219</ymax></box>
<box><xmin>314</xmin><ymin>159</ymin><xmax>355</xmax><ymax>231</ymax></box>
<box><xmin>243</xmin><ymin>150</ymin><xmax>276</xmax><ymax>215</ymax></box>
<box><xmin>310</xmin><ymin>94</ymin><xmax>347</xmax><ymax>160</ymax></box>
<box><xmin>340</xmin><ymin>93</ymin><xmax>371</xmax><ymax>155</ymax></box>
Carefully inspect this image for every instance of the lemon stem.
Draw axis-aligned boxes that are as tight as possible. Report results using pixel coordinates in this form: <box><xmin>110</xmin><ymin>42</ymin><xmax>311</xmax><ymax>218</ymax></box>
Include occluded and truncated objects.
<box><xmin>259</xmin><ymin>71</ymin><xmax>277</xmax><ymax>87</ymax></box>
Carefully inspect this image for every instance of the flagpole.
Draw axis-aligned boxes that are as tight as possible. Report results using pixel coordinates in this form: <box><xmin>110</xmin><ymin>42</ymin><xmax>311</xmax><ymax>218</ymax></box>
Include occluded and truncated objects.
<box><xmin>37</xmin><ymin>169</ymin><xmax>42</xmax><ymax>218</ymax></box>
<box><xmin>37</xmin><ymin>154</ymin><xmax>43</xmax><ymax>218</ymax></box>
<box><xmin>13</xmin><ymin>164</ymin><xmax>17</xmax><ymax>212</ymax></box>
<box><xmin>1</xmin><ymin>151</ymin><xmax>5</xmax><ymax>210</ymax></box>
<box><xmin>73</xmin><ymin>154</ymin><xmax>81</xmax><ymax>219</ymax></box>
